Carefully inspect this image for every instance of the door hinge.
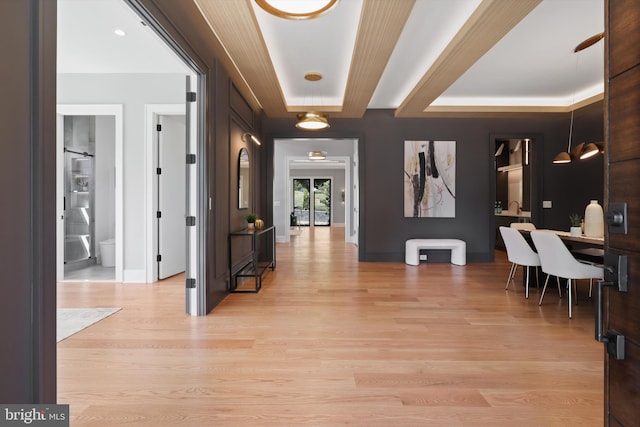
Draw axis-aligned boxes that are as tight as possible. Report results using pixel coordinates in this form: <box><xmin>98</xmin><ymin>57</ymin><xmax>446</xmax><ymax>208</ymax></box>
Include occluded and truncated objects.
<box><xmin>156</xmin><ymin>167</ymin><xmax>162</xmax><ymax>175</ymax></box>
<box><xmin>187</xmin><ymin>92</ymin><xmax>196</xmax><ymax>102</ymax></box>
<box><xmin>156</xmin><ymin>124</ymin><xmax>162</xmax><ymax>132</ymax></box>
<box><xmin>186</xmin><ymin>154</ymin><xmax>196</xmax><ymax>164</ymax></box>
<box><xmin>186</xmin><ymin>216</ymin><xmax>196</xmax><ymax>226</ymax></box>
<box><xmin>156</xmin><ymin>254</ymin><xmax>162</xmax><ymax>262</ymax></box>
<box><xmin>156</xmin><ymin>211</ymin><xmax>162</xmax><ymax>218</ymax></box>
<box><xmin>186</xmin><ymin>278</ymin><xmax>196</xmax><ymax>288</ymax></box>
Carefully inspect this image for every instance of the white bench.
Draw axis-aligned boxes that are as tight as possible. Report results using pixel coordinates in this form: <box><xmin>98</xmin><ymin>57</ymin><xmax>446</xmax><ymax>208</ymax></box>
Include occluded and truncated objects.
<box><xmin>405</xmin><ymin>239</ymin><xmax>466</xmax><ymax>266</ymax></box>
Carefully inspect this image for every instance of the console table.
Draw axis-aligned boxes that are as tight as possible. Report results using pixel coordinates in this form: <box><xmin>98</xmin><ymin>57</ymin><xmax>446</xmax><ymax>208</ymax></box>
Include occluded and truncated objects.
<box><xmin>229</xmin><ymin>225</ymin><xmax>275</xmax><ymax>293</ymax></box>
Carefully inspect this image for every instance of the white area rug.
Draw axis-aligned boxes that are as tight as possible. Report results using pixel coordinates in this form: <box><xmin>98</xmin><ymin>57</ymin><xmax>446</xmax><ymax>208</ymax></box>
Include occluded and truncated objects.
<box><xmin>57</xmin><ymin>308</ymin><xmax>121</xmax><ymax>342</ymax></box>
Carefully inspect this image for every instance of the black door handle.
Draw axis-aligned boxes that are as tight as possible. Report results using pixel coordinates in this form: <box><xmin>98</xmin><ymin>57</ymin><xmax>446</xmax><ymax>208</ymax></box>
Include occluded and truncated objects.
<box><xmin>594</xmin><ymin>253</ymin><xmax>628</xmax><ymax>360</ymax></box>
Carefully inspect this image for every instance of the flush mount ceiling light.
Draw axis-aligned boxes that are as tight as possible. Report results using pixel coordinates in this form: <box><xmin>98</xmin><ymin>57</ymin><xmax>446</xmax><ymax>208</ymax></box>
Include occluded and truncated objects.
<box><xmin>296</xmin><ymin>112</ymin><xmax>330</xmax><ymax>131</ymax></box>
<box><xmin>296</xmin><ymin>72</ymin><xmax>330</xmax><ymax>131</ymax></box>
<box><xmin>308</xmin><ymin>150</ymin><xmax>327</xmax><ymax>160</ymax></box>
<box><xmin>255</xmin><ymin>0</ymin><xmax>339</xmax><ymax>20</ymax></box>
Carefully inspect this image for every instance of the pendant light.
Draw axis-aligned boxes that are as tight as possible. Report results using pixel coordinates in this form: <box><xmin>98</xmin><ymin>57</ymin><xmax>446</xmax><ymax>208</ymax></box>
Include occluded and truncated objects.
<box><xmin>553</xmin><ymin>32</ymin><xmax>604</xmax><ymax>164</ymax></box>
<box><xmin>579</xmin><ymin>142</ymin><xmax>604</xmax><ymax>159</ymax></box>
<box><xmin>296</xmin><ymin>72</ymin><xmax>330</xmax><ymax>131</ymax></box>
<box><xmin>296</xmin><ymin>112</ymin><xmax>330</xmax><ymax>131</ymax></box>
<box><xmin>308</xmin><ymin>150</ymin><xmax>327</xmax><ymax>160</ymax></box>
<box><xmin>255</xmin><ymin>0</ymin><xmax>339</xmax><ymax>20</ymax></box>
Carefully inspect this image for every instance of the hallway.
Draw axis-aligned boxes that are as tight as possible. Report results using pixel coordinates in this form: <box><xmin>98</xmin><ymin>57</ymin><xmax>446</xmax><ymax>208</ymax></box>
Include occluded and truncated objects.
<box><xmin>57</xmin><ymin>226</ymin><xmax>603</xmax><ymax>426</ymax></box>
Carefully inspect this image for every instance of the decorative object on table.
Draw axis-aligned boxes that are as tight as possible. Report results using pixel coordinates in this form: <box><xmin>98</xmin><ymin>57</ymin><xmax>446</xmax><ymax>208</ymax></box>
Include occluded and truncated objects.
<box><xmin>254</xmin><ymin>218</ymin><xmax>265</xmax><ymax>230</ymax></box>
<box><xmin>245</xmin><ymin>213</ymin><xmax>257</xmax><ymax>230</ymax></box>
<box><xmin>569</xmin><ymin>213</ymin><xmax>582</xmax><ymax>237</ymax></box>
<box><xmin>404</xmin><ymin>140</ymin><xmax>456</xmax><ymax>218</ymax></box>
<box><xmin>584</xmin><ymin>200</ymin><xmax>604</xmax><ymax>237</ymax></box>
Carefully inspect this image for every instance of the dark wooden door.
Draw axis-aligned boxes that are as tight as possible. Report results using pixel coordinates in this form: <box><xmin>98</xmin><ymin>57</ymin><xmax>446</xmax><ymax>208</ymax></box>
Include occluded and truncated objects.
<box><xmin>604</xmin><ymin>0</ymin><xmax>640</xmax><ymax>424</ymax></box>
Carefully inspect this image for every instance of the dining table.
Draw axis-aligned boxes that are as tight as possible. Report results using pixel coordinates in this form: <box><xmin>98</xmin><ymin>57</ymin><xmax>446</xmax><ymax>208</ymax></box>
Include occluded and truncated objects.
<box><xmin>515</xmin><ymin>228</ymin><xmax>604</xmax><ymax>287</ymax></box>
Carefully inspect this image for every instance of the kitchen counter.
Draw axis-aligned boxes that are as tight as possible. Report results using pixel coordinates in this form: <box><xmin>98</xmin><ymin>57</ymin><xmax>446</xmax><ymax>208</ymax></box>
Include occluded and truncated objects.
<box><xmin>495</xmin><ymin>211</ymin><xmax>531</xmax><ymax>218</ymax></box>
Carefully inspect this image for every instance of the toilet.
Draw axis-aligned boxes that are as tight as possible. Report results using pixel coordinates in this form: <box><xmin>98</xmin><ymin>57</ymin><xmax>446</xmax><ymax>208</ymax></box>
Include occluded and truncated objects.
<box><xmin>99</xmin><ymin>238</ymin><xmax>115</xmax><ymax>267</ymax></box>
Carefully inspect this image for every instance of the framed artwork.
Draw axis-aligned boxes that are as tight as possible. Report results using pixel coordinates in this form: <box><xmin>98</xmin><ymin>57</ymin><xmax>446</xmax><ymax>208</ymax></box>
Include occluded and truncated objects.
<box><xmin>404</xmin><ymin>140</ymin><xmax>456</xmax><ymax>218</ymax></box>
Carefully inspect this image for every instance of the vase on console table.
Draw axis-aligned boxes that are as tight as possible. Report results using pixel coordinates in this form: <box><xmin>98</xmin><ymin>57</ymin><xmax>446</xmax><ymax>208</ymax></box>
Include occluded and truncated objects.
<box><xmin>584</xmin><ymin>200</ymin><xmax>604</xmax><ymax>238</ymax></box>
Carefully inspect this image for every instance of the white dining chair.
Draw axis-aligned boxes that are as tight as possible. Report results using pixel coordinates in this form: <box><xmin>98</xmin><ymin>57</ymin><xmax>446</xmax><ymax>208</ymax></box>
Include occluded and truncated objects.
<box><xmin>530</xmin><ymin>231</ymin><xmax>604</xmax><ymax>318</ymax></box>
<box><xmin>499</xmin><ymin>226</ymin><xmax>541</xmax><ymax>299</ymax></box>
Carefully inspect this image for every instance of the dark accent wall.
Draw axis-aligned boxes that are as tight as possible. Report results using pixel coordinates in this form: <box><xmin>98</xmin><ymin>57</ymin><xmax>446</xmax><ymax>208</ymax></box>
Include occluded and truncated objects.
<box><xmin>0</xmin><ymin>0</ymin><xmax>57</xmax><ymax>402</ymax></box>
<box><xmin>264</xmin><ymin>104</ymin><xmax>603</xmax><ymax>262</ymax></box>
<box><xmin>540</xmin><ymin>102</ymin><xmax>605</xmax><ymax>231</ymax></box>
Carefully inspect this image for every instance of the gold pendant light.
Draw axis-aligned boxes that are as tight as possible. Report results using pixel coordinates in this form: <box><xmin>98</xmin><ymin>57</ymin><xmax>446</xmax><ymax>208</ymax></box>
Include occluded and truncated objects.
<box><xmin>296</xmin><ymin>112</ymin><xmax>330</xmax><ymax>131</ymax></box>
<box><xmin>308</xmin><ymin>150</ymin><xmax>327</xmax><ymax>160</ymax></box>
<box><xmin>296</xmin><ymin>71</ymin><xmax>330</xmax><ymax>131</ymax></box>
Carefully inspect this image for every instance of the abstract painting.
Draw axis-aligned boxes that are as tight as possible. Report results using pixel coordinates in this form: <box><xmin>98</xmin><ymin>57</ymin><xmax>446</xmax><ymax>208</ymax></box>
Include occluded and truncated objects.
<box><xmin>404</xmin><ymin>140</ymin><xmax>456</xmax><ymax>217</ymax></box>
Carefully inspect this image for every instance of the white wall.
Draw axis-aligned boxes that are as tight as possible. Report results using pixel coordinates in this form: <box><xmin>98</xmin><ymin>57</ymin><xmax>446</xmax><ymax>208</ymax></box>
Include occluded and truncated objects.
<box><xmin>58</xmin><ymin>73</ymin><xmax>185</xmax><ymax>279</ymax></box>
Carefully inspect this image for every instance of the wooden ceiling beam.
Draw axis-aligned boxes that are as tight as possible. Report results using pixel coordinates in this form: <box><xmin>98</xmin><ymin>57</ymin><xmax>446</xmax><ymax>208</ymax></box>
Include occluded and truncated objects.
<box><xmin>395</xmin><ymin>0</ymin><xmax>542</xmax><ymax>118</ymax></box>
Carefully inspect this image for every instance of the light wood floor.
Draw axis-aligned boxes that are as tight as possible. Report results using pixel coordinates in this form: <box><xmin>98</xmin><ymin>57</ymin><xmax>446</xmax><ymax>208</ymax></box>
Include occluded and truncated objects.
<box><xmin>57</xmin><ymin>227</ymin><xmax>603</xmax><ymax>426</ymax></box>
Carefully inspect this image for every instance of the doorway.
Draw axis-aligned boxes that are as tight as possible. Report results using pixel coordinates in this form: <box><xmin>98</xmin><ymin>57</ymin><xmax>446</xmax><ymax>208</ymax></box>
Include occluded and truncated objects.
<box><xmin>57</xmin><ymin>0</ymin><xmax>207</xmax><ymax>314</ymax></box>
<box><xmin>56</xmin><ymin>105</ymin><xmax>123</xmax><ymax>282</ymax></box>
<box><xmin>149</xmin><ymin>109</ymin><xmax>186</xmax><ymax>280</ymax></box>
<box><xmin>273</xmin><ymin>138</ymin><xmax>359</xmax><ymax>245</ymax></box>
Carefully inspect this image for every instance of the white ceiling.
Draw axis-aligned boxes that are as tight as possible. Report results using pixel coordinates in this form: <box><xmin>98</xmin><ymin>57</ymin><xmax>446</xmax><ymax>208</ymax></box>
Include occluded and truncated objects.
<box><xmin>58</xmin><ymin>0</ymin><xmax>604</xmax><ymax>118</ymax></box>
<box><xmin>57</xmin><ymin>0</ymin><xmax>189</xmax><ymax>74</ymax></box>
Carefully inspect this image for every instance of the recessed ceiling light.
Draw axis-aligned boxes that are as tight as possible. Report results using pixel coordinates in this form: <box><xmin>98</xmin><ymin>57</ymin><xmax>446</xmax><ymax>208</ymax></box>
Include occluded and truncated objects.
<box><xmin>114</xmin><ymin>29</ymin><xmax>126</xmax><ymax>37</ymax></box>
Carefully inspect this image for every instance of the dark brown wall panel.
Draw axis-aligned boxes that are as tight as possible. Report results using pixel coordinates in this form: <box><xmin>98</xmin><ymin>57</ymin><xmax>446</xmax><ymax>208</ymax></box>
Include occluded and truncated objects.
<box><xmin>609</xmin><ymin>0</ymin><xmax>640</xmax><ymax>78</ymax></box>
<box><xmin>608</xmin><ymin>66</ymin><xmax>640</xmax><ymax>163</ymax></box>
<box><xmin>231</xmin><ymin>84</ymin><xmax>255</xmax><ymax>128</ymax></box>
<box><xmin>605</xmin><ymin>1</ymin><xmax>640</xmax><ymax>424</ymax></box>
<box><xmin>608</xmin><ymin>339</ymin><xmax>640</xmax><ymax>427</ymax></box>
<box><xmin>608</xmin><ymin>161</ymin><xmax>640</xmax><ymax>251</ymax></box>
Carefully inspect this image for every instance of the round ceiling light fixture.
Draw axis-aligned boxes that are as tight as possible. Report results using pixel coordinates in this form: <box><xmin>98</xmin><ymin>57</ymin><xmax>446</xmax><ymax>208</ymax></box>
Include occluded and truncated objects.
<box><xmin>308</xmin><ymin>150</ymin><xmax>327</xmax><ymax>160</ymax></box>
<box><xmin>296</xmin><ymin>112</ymin><xmax>330</xmax><ymax>131</ymax></box>
<box><xmin>255</xmin><ymin>0</ymin><xmax>340</xmax><ymax>20</ymax></box>
<box><xmin>296</xmin><ymin>71</ymin><xmax>330</xmax><ymax>131</ymax></box>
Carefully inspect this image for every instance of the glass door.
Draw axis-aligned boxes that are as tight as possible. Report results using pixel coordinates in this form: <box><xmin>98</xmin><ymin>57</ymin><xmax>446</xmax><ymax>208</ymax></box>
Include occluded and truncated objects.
<box><xmin>313</xmin><ymin>178</ymin><xmax>331</xmax><ymax>226</ymax></box>
<box><xmin>64</xmin><ymin>148</ymin><xmax>94</xmax><ymax>266</ymax></box>
<box><xmin>292</xmin><ymin>178</ymin><xmax>331</xmax><ymax>227</ymax></box>
<box><xmin>292</xmin><ymin>178</ymin><xmax>310</xmax><ymax>226</ymax></box>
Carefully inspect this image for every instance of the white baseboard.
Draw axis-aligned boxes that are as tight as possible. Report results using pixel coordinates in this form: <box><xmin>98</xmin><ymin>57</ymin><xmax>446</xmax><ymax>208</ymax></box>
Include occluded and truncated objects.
<box><xmin>123</xmin><ymin>269</ymin><xmax>146</xmax><ymax>283</ymax></box>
